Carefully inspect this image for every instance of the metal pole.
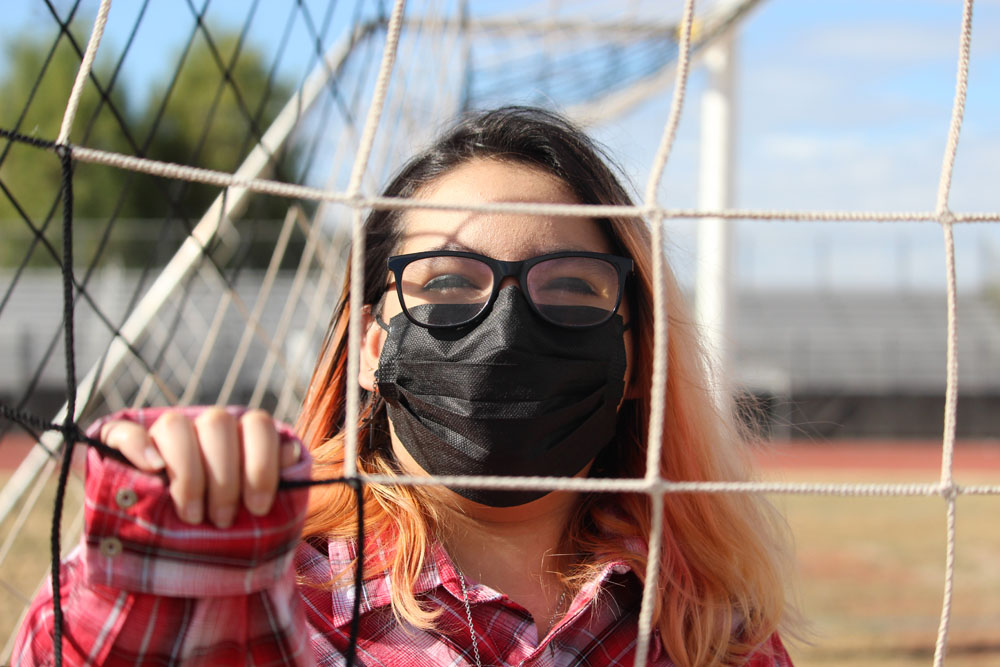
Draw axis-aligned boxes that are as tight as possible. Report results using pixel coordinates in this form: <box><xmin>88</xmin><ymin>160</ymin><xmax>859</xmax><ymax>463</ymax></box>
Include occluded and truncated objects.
<box><xmin>695</xmin><ymin>24</ymin><xmax>737</xmax><ymax>403</ymax></box>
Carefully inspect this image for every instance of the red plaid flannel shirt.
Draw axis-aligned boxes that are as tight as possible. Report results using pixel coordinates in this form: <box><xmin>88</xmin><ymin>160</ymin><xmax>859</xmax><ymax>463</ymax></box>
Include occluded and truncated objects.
<box><xmin>14</xmin><ymin>408</ymin><xmax>793</xmax><ymax>666</ymax></box>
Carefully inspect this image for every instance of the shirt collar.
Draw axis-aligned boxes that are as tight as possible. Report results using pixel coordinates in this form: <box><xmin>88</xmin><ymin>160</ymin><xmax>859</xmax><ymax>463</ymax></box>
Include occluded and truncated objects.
<box><xmin>325</xmin><ymin>534</ymin><xmax>644</xmax><ymax>629</ymax></box>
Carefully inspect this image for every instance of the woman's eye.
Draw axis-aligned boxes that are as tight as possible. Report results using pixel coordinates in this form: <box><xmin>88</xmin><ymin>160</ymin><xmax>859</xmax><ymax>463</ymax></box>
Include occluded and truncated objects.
<box><xmin>539</xmin><ymin>276</ymin><xmax>597</xmax><ymax>296</ymax></box>
<box><xmin>421</xmin><ymin>274</ymin><xmax>479</xmax><ymax>292</ymax></box>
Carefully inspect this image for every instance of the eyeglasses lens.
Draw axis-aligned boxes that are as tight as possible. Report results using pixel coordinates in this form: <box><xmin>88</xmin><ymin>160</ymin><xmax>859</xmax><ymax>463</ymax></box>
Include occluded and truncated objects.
<box><xmin>526</xmin><ymin>257</ymin><xmax>619</xmax><ymax>326</ymax></box>
<box><xmin>399</xmin><ymin>256</ymin><xmax>493</xmax><ymax>327</ymax></box>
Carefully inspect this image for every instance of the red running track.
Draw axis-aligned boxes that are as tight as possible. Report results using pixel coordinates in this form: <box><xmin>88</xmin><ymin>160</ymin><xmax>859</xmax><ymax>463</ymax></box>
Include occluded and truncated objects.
<box><xmin>3</xmin><ymin>432</ymin><xmax>999</xmax><ymax>472</ymax></box>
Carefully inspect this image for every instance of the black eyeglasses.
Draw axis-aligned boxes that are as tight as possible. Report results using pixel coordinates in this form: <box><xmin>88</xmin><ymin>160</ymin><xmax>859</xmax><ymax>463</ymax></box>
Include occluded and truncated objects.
<box><xmin>385</xmin><ymin>250</ymin><xmax>633</xmax><ymax>329</ymax></box>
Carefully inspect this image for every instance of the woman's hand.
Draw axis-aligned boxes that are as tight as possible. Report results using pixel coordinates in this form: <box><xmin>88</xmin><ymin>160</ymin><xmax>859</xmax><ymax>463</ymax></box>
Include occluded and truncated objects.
<box><xmin>99</xmin><ymin>408</ymin><xmax>301</xmax><ymax>528</ymax></box>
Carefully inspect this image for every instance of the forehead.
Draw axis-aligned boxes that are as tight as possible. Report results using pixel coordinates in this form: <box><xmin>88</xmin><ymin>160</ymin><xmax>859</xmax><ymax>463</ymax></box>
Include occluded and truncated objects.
<box><xmin>398</xmin><ymin>159</ymin><xmax>613</xmax><ymax>260</ymax></box>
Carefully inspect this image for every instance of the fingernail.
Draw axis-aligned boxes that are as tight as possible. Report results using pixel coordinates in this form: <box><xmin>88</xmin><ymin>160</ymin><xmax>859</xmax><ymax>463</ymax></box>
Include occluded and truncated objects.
<box><xmin>144</xmin><ymin>446</ymin><xmax>165</xmax><ymax>469</ymax></box>
<box><xmin>280</xmin><ymin>440</ymin><xmax>301</xmax><ymax>467</ymax></box>
<box><xmin>182</xmin><ymin>501</ymin><xmax>203</xmax><ymax>525</ymax></box>
<box><xmin>212</xmin><ymin>505</ymin><xmax>235</xmax><ymax>529</ymax></box>
<box><xmin>246</xmin><ymin>492</ymin><xmax>271</xmax><ymax>516</ymax></box>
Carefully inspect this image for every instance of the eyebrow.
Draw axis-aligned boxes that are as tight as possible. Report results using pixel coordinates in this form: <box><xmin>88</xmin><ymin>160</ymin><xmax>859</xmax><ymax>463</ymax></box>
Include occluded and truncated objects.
<box><xmin>421</xmin><ymin>242</ymin><xmax>599</xmax><ymax>256</ymax></box>
<box><xmin>428</xmin><ymin>241</ymin><xmax>474</xmax><ymax>253</ymax></box>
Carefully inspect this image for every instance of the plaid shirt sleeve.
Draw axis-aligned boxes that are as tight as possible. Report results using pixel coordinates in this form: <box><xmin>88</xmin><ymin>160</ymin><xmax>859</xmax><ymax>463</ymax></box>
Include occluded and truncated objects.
<box><xmin>12</xmin><ymin>407</ymin><xmax>316</xmax><ymax>667</ymax></box>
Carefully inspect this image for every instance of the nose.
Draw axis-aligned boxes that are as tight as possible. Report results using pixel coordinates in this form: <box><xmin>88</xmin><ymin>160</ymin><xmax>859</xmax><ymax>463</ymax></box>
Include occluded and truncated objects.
<box><xmin>498</xmin><ymin>276</ymin><xmax>520</xmax><ymax>290</ymax></box>
<box><xmin>479</xmin><ymin>286</ymin><xmax>538</xmax><ymax>351</ymax></box>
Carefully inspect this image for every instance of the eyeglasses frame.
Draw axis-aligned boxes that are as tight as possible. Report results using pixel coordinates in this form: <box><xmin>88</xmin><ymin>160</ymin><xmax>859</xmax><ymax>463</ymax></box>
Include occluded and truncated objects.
<box><xmin>385</xmin><ymin>249</ymin><xmax>634</xmax><ymax>330</ymax></box>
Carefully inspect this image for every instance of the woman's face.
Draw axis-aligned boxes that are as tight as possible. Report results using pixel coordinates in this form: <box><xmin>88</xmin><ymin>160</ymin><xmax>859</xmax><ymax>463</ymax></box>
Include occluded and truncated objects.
<box><xmin>360</xmin><ymin>158</ymin><xmax>634</xmax><ymax>512</ymax></box>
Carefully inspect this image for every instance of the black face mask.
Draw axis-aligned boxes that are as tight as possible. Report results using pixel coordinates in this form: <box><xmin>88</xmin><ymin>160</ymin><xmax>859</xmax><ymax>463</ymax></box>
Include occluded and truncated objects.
<box><xmin>375</xmin><ymin>286</ymin><xmax>627</xmax><ymax>507</ymax></box>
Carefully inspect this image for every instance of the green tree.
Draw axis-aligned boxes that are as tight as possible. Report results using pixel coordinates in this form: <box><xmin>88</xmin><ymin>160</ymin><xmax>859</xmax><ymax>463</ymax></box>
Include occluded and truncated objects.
<box><xmin>0</xmin><ymin>30</ymin><xmax>141</xmax><ymax>267</ymax></box>
<box><xmin>139</xmin><ymin>30</ymin><xmax>300</xmax><ymax>268</ymax></box>
<box><xmin>0</xmin><ymin>26</ymin><xmax>300</xmax><ymax>268</ymax></box>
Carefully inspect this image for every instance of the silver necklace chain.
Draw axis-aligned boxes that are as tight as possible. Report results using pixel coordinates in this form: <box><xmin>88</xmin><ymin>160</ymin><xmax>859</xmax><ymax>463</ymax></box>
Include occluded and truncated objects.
<box><xmin>454</xmin><ymin>567</ymin><xmax>567</xmax><ymax>667</ymax></box>
<box><xmin>455</xmin><ymin>567</ymin><xmax>484</xmax><ymax>667</ymax></box>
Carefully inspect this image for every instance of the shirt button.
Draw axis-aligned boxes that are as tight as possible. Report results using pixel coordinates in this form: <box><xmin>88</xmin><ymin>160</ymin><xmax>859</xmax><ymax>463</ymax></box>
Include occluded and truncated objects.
<box><xmin>115</xmin><ymin>488</ymin><xmax>138</xmax><ymax>509</ymax></box>
<box><xmin>99</xmin><ymin>536</ymin><xmax>123</xmax><ymax>558</ymax></box>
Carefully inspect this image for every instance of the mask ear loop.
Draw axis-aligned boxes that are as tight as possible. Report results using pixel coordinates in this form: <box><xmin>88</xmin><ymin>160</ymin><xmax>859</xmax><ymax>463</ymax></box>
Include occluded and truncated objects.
<box><xmin>364</xmin><ymin>384</ymin><xmax>385</xmax><ymax>454</ymax></box>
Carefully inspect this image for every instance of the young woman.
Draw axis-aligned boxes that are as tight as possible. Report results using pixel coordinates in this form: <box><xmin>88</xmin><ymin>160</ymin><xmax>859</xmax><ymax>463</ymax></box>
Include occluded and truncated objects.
<box><xmin>16</xmin><ymin>107</ymin><xmax>793</xmax><ymax>666</ymax></box>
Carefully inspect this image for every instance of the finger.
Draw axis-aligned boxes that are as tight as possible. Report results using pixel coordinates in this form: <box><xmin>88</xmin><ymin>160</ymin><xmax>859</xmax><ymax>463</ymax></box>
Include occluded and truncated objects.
<box><xmin>194</xmin><ymin>408</ymin><xmax>241</xmax><ymax>528</ymax></box>
<box><xmin>149</xmin><ymin>411</ymin><xmax>205</xmax><ymax>525</ymax></box>
<box><xmin>100</xmin><ymin>420</ymin><xmax>165</xmax><ymax>471</ymax></box>
<box><xmin>240</xmin><ymin>410</ymin><xmax>279</xmax><ymax>517</ymax></box>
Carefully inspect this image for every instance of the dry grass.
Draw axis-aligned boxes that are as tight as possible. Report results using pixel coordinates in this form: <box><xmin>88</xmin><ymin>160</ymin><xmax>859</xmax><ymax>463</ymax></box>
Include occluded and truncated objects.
<box><xmin>0</xmin><ymin>467</ymin><xmax>85</xmax><ymax>656</ymax></box>
<box><xmin>769</xmin><ymin>467</ymin><xmax>1000</xmax><ymax>667</ymax></box>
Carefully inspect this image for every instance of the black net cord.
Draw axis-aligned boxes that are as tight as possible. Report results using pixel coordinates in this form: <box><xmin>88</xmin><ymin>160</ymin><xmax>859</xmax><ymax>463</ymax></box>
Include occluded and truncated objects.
<box><xmin>50</xmin><ymin>142</ymin><xmax>77</xmax><ymax>666</ymax></box>
<box><xmin>0</xmin><ymin>125</ymin><xmax>369</xmax><ymax>665</ymax></box>
<box><xmin>0</xmin><ymin>406</ymin><xmax>364</xmax><ymax>664</ymax></box>
<box><xmin>346</xmin><ymin>478</ymin><xmax>365</xmax><ymax>667</ymax></box>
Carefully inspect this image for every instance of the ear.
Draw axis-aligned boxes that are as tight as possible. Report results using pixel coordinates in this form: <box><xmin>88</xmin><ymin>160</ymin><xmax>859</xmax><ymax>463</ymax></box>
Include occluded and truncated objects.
<box><xmin>622</xmin><ymin>323</ymin><xmax>641</xmax><ymax>401</ymax></box>
<box><xmin>359</xmin><ymin>306</ymin><xmax>385</xmax><ymax>392</ymax></box>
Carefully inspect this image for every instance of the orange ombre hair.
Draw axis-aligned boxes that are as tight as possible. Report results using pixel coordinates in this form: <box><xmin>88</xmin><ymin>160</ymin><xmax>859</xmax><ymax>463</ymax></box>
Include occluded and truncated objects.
<box><xmin>297</xmin><ymin>107</ymin><xmax>791</xmax><ymax>665</ymax></box>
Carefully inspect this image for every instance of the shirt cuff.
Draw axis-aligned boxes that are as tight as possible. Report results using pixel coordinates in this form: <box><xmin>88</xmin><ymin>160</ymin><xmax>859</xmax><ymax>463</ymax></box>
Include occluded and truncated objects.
<box><xmin>82</xmin><ymin>406</ymin><xmax>310</xmax><ymax>598</ymax></box>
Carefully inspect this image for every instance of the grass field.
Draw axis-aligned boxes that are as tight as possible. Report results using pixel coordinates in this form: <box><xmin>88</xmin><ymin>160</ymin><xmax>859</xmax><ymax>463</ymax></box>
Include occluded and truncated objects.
<box><xmin>1</xmin><ymin>443</ymin><xmax>999</xmax><ymax>665</ymax></box>
<box><xmin>763</xmin><ymin>448</ymin><xmax>1000</xmax><ymax>667</ymax></box>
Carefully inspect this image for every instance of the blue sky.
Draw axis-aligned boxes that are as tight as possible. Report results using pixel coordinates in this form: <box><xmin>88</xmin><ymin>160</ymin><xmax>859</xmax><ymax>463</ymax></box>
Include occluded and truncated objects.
<box><xmin>592</xmin><ymin>0</ymin><xmax>1000</xmax><ymax>291</ymax></box>
<box><xmin>2</xmin><ymin>0</ymin><xmax>998</xmax><ymax>291</ymax></box>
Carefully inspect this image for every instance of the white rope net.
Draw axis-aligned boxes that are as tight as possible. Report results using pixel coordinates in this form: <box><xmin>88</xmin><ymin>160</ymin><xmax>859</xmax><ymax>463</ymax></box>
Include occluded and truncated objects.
<box><xmin>0</xmin><ymin>0</ymin><xmax>998</xmax><ymax>664</ymax></box>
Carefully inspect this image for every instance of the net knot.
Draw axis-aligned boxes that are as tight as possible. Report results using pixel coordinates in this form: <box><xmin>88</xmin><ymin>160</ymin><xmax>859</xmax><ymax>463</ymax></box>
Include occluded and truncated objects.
<box><xmin>938</xmin><ymin>482</ymin><xmax>959</xmax><ymax>502</ymax></box>
<box><xmin>641</xmin><ymin>203</ymin><xmax>665</xmax><ymax>221</ymax></box>
<box><xmin>348</xmin><ymin>192</ymin><xmax>367</xmax><ymax>209</ymax></box>
<box><xmin>937</xmin><ymin>208</ymin><xmax>956</xmax><ymax>226</ymax></box>
<box><xmin>59</xmin><ymin>422</ymin><xmax>86</xmax><ymax>447</ymax></box>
